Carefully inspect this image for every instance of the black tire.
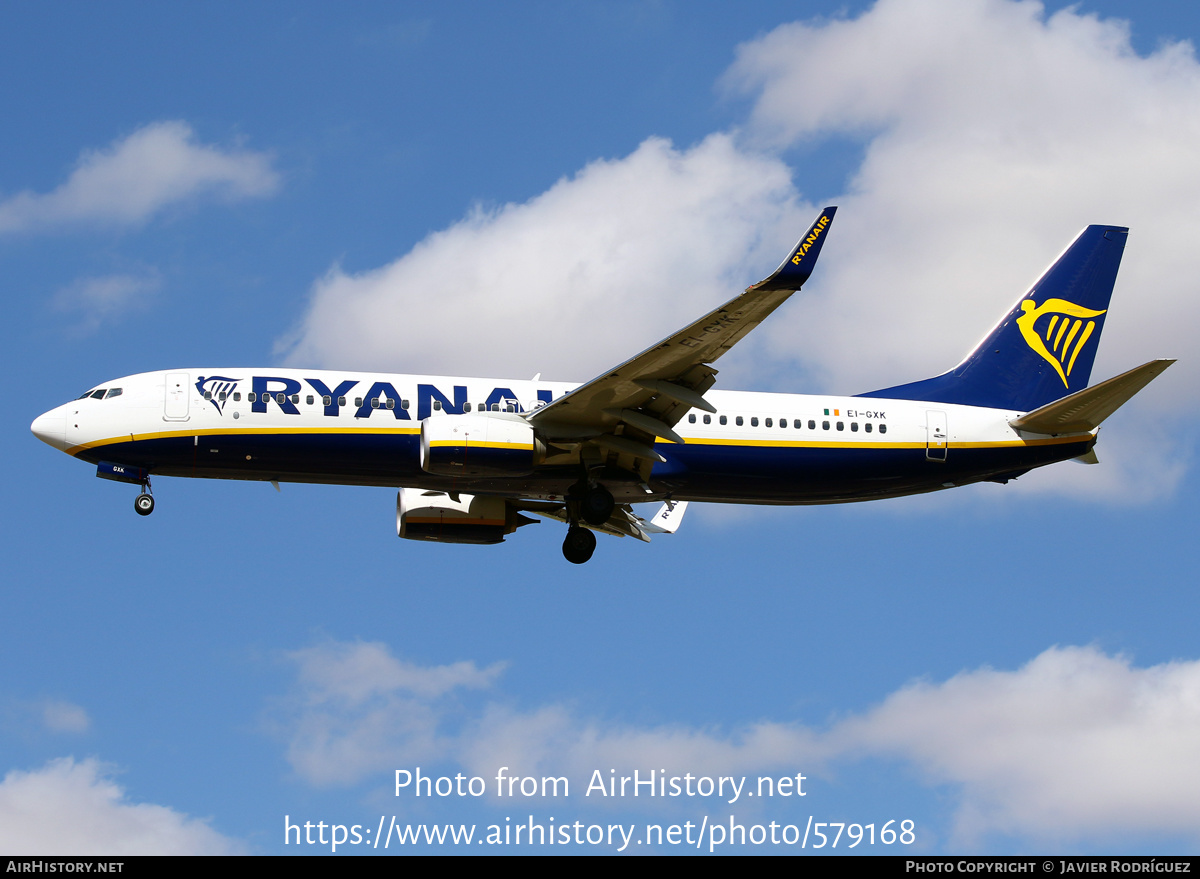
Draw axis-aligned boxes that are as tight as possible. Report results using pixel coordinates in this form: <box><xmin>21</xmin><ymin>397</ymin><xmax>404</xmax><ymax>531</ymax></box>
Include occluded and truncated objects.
<box><xmin>134</xmin><ymin>493</ymin><xmax>155</xmax><ymax>516</ymax></box>
<box><xmin>580</xmin><ymin>484</ymin><xmax>615</xmax><ymax>526</ymax></box>
<box><xmin>562</xmin><ymin>526</ymin><xmax>596</xmax><ymax>564</ymax></box>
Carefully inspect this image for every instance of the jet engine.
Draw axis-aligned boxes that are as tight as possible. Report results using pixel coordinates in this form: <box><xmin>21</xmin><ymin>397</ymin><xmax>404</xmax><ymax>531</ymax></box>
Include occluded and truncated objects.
<box><xmin>396</xmin><ymin>488</ymin><xmax>537</xmax><ymax>544</ymax></box>
<box><xmin>420</xmin><ymin>414</ymin><xmax>546</xmax><ymax>477</ymax></box>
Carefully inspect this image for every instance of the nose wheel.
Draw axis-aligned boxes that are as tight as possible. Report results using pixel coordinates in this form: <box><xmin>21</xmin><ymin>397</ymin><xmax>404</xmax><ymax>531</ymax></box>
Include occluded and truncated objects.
<box><xmin>134</xmin><ymin>479</ymin><xmax>154</xmax><ymax>516</ymax></box>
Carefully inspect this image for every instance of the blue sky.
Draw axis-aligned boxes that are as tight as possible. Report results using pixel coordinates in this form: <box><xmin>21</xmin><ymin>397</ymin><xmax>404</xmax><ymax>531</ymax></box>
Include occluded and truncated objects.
<box><xmin>5</xmin><ymin>0</ymin><xmax>1200</xmax><ymax>855</ymax></box>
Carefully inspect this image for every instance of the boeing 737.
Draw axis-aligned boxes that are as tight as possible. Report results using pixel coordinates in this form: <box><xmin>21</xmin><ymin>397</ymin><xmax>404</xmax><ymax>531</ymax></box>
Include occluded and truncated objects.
<box><xmin>31</xmin><ymin>209</ymin><xmax>1173</xmax><ymax>563</ymax></box>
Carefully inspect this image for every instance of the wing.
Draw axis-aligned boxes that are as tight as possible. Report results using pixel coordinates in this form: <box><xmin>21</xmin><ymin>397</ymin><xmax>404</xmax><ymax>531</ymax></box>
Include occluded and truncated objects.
<box><xmin>527</xmin><ymin>208</ymin><xmax>837</xmax><ymax>479</ymax></box>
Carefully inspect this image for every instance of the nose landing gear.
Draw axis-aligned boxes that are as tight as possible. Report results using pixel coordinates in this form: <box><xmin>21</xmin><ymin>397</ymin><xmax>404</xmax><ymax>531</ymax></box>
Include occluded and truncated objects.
<box><xmin>134</xmin><ymin>478</ymin><xmax>154</xmax><ymax>516</ymax></box>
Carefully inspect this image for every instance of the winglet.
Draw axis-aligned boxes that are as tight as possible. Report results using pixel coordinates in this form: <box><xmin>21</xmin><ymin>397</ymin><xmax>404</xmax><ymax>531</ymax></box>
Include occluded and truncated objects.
<box><xmin>749</xmin><ymin>207</ymin><xmax>837</xmax><ymax>292</ymax></box>
<box><xmin>644</xmin><ymin>500</ymin><xmax>688</xmax><ymax>534</ymax></box>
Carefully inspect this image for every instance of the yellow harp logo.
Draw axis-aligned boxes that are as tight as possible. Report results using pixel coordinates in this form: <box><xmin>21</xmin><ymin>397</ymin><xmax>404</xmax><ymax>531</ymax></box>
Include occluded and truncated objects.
<box><xmin>1016</xmin><ymin>298</ymin><xmax>1107</xmax><ymax>388</ymax></box>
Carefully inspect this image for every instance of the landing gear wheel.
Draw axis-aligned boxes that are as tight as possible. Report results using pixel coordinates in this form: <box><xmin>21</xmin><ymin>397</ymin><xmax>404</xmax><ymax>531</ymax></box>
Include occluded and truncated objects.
<box><xmin>562</xmin><ymin>526</ymin><xmax>596</xmax><ymax>564</ymax></box>
<box><xmin>134</xmin><ymin>493</ymin><xmax>155</xmax><ymax>516</ymax></box>
<box><xmin>579</xmin><ymin>484</ymin><xmax>615</xmax><ymax>526</ymax></box>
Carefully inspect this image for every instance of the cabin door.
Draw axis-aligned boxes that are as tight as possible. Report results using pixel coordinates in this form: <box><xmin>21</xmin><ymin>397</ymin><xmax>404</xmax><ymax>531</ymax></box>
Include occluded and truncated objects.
<box><xmin>164</xmin><ymin>372</ymin><xmax>191</xmax><ymax>421</ymax></box>
<box><xmin>926</xmin><ymin>410</ymin><xmax>948</xmax><ymax>462</ymax></box>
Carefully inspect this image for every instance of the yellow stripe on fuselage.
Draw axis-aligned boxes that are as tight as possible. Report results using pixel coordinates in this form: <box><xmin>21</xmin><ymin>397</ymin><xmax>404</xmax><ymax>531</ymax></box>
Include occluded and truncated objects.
<box><xmin>67</xmin><ymin>425</ymin><xmax>422</xmax><ymax>455</ymax></box>
<box><xmin>678</xmin><ymin>434</ymin><xmax>1088</xmax><ymax>450</ymax></box>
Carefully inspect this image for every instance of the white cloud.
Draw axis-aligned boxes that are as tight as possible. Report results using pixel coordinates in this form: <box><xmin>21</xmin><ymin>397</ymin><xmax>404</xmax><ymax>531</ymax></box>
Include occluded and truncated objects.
<box><xmin>278</xmin><ymin>641</ymin><xmax>503</xmax><ymax>787</ymax></box>
<box><xmin>279</xmin><ymin>0</ymin><xmax>1200</xmax><ymax>500</ymax></box>
<box><xmin>276</xmin><ymin>638</ymin><xmax>1200</xmax><ymax>848</ymax></box>
<box><xmin>52</xmin><ymin>271</ymin><xmax>161</xmax><ymax>334</ymax></box>
<box><xmin>39</xmin><ymin>700</ymin><xmax>90</xmax><ymax>735</ymax></box>
<box><xmin>0</xmin><ymin>758</ymin><xmax>241</xmax><ymax>855</ymax></box>
<box><xmin>839</xmin><ymin>646</ymin><xmax>1200</xmax><ymax>847</ymax></box>
<box><xmin>725</xmin><ymin>0</ymin><xmax>1200</xmax><ymax>495</ymax></box>
<box><xmin>0</xmin><ymin>121</ymin><xmax>278</xmax><ymax>233</ymax></box>
<box><xmin>278</xmin><ymin>133</ymin><xmax>806</xmax><ymax>381</ymax></box>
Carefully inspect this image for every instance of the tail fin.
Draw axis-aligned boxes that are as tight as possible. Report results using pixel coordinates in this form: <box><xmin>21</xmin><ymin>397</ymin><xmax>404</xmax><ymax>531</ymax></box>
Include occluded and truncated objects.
<box><xmin>858</xmin><ymin>224</ymin><xmax>1128</xmax><ymax>411</ymax></box>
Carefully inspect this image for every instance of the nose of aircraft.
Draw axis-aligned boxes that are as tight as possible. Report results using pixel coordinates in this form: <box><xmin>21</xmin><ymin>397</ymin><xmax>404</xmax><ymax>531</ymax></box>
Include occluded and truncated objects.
<box><xmin>31</xmin><ymin>406</ymin><xmax>68</xmax><ymax>451</ymax></box>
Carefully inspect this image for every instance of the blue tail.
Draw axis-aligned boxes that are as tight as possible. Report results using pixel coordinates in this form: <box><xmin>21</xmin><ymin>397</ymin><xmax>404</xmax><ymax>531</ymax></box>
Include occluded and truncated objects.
<box><xmin>857</xmin><ymin>224</ymin><xmax>1128</xmax><ymax>412</ymax></box>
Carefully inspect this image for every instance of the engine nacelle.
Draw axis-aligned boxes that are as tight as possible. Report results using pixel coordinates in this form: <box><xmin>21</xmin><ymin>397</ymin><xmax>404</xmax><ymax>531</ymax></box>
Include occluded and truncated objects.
<box><xmin>420</xmin><ymin>414</ymin><xmax>545</xmax><ymax>477</ymax></box>
<box><xmin>397</xmin><ymin>489</ymin><xmax>534</xmax><ymax>545</ymax></box>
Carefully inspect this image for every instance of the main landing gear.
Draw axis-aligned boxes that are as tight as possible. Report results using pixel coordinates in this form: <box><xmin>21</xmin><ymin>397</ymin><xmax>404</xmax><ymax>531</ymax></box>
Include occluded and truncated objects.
<box><xmin>561</xmin><ymin>478</ymin><xmax>614</xmax><ymax>564</ymax></box>
<box><xmin>134</xmin><ymin>478</ymin><xmax>154</xmax><ymax>516</ymax></box>
<box><xmin>562</xmin><ymin>525</ymin><xmax>597</xmax><ymax>565</ymax></box>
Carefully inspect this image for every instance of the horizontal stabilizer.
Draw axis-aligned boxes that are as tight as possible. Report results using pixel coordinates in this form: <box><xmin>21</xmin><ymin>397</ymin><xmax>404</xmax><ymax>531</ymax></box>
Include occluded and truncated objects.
<box><xmin>1009</xmin><ymin>359</ymin><xmax>1174</xmax><ymax>434</ymax></box>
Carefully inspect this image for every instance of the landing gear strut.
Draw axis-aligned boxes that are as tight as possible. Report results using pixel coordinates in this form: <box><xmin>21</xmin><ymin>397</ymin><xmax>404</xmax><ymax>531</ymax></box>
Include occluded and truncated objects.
<box><xmin>134</xmin><ymin>479</ymin><xmax>154</xmax><ymax>516</ymax></box>
<box><xmin>562</xmin><ymin>473</ymin><xmax>610</xmax><ymax>563</ymax></box>
<box><xmin>562</xmin><ymin>525</ymin><xmax>596</xmax><ymax>564</ymax></box>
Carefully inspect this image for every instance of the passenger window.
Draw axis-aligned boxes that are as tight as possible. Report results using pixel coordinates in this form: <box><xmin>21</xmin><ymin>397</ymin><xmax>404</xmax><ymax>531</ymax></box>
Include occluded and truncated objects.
<box><xmin>808</xmin><ymin>420</ymin><xmax>816</xmax><ymax>429</ymax></box>
<box><xmin>354</xmin><ymin>397</ymin><xmax>363</xmax><ymax>407</ymax></box>
<box><xmin>736</xmin><ymin>416</ymin><xmax>744</xmax><ymax>426</ymax></box>
<box><xmin>703</xmin><ymin>414</ymin><xmax>711</xmax><ymax>424</ymax></box>
<box><xmin>233</xmin><ymin>392</ymin><xmax>241</xmax><ymax>402</ymax></box>
<box><xmin>106</xmin><ymin>388</ymin><xmax>123</xmax><ymax>399</ymax></box>
<box><xmin>323</xmin><ymin>395</ymin><xmax>332</xmax><ymax>406</ymax></box>
<box><xmin>386</xmin><ymin>398</ymin><xmax>395</xmax><ymax>409</ymax></box>
<box><xmin>290</xmin><ymin>394</ymin><xmax>300</xmax><ymax>404</ymax></box>
<box><xmin>719</xmin><ymin>415</ymin><xmax>727</xmax><ymax>425</ymax></box>
<box><xmin>276</xmin><ymin>393</ymin><xmax>286</xmax><ymax>404</ymax></box>
<box><xmin>851</xmin><ymin>422</ymin><xmax>859</xmax><ymax>432</ymax></box>
<box><xmin>879</xmin><ymin>424</ymin><xmax>887</xmax><ymax>434</ymax></box>
<box><xmin>780</xmin><ymin>419</ymin><xmax>787</xmax><ymax>429</ymax></box>
<box><xmin>402</xmin><ymin>400</ymin><xmax>410</xmax><ymax>410</ymax></box>
<box><xmin>433</xmin><ymin>400</ymin><xmax>442</xmax><ymax>411</ymax></box>
<box><xmin>688</xmin><ymin>414</ymin><xmax>696</xmax><ymax>423</ymax></box>
<box><xmin>751</xmin><ymin>417</ymin><xmax>759</xmax><ymax>427</ymax></box>
<box><xmin>306</xmin><ymin>395</ymin><xmax>314</xmax><ymax>405</ymax></box>
<box><xmin>204</xmin><ymin>391</ymin><xmax>213</xmax><ymax>400</ymax></box>
<box><xmin>836</xmin><ymin>421</ymin><xmax>844</xmax><ymax>431</ymax></box>
<box><xmin>491</xmin><ymin>403</ymin><xmax>499</xmax><ymax>412</ymax></box>
<box><xmin>865</xmin><ymin>423</ymin><xmax>873</xmax><ymax>433</ymax></box>
<box><xmin>765</xmin><ymin>418</ymin><xmax>773</xmax><ymax>427</ymax></box>
<box><xmin>822</xmin><ymin>421</ymin><xmax>829</xmax><ymax>430</ymax></box>
<box><xmin>465</xmin><ymin>402</ymin><xmax>472</xmax><ymax>412</ymax></box>
<box><xmin>337</xmin><ymin>396</ymin><xmax>346</xmax><ymax>406</ymax></box>
<box><xmin>371</xmin><ymin>397</ymin><xmax>380</xmax><ymax>408</ymax></box>
<box><xmin>218</xmin><ymin>392</ymin><xmax>227</xmax><ymax>401</ymax></box>
<box><xmin>793</xmin><ymin>419</ymin><xmax>801</xmax><ymax>428</ymax></box>
<box><xmin>248</xmin><ymin>392</ymin><xmax>257</xmax><ymax>403</ymax></box>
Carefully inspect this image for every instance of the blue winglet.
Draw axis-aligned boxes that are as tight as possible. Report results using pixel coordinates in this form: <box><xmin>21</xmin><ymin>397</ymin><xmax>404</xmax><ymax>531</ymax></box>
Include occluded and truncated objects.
<box><xmin>750</xmin><ymin>207</ymin><xmax>837</xmax><ymax>292</ymax></box>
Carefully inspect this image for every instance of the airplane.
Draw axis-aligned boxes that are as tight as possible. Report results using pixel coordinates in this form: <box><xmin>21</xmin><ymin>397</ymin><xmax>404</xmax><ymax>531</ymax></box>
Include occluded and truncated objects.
<box><xmin>30</xmin><ymin>208</ymin><xmax>1173</xmax><ymax>563</ymax></box>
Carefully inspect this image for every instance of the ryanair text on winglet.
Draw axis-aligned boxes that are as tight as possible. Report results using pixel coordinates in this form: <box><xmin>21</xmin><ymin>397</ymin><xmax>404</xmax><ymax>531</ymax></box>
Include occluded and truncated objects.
<box><xmin>791</xmin><ymin>215</ymin><xmax>831</xmax><ymax>264</ymax></box>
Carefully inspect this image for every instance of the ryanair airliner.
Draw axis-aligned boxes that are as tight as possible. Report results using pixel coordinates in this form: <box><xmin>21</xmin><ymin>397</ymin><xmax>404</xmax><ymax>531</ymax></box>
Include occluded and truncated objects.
<box><xmin>31</xmin><ymin>209</ymin><xmax>1172</xmax><ymax>563</ymax></box>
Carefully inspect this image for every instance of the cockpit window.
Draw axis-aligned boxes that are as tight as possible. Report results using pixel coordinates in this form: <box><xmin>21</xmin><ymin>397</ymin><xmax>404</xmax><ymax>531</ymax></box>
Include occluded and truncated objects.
<box><xmin>105</xmin><ymin>388</ymin><xmax>123</xmax><ymax>399</ymax></box>
<box><xmin>90</xmin><ymin>389</ymin><xmax>107</xmax><ymax>400</ymax></box>
<box><xmin>78</xmin><ymin>390</ymin><xmax>94</xmax><ymax>399</ymax></box>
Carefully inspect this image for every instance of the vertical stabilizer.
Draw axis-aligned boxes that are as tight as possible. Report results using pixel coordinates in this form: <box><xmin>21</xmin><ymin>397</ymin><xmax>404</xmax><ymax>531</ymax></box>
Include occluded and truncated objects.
<box><xmin>858</xmin><ymin>225</ymin><xmax>1128</xmax><ymax>411</ymax></box>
